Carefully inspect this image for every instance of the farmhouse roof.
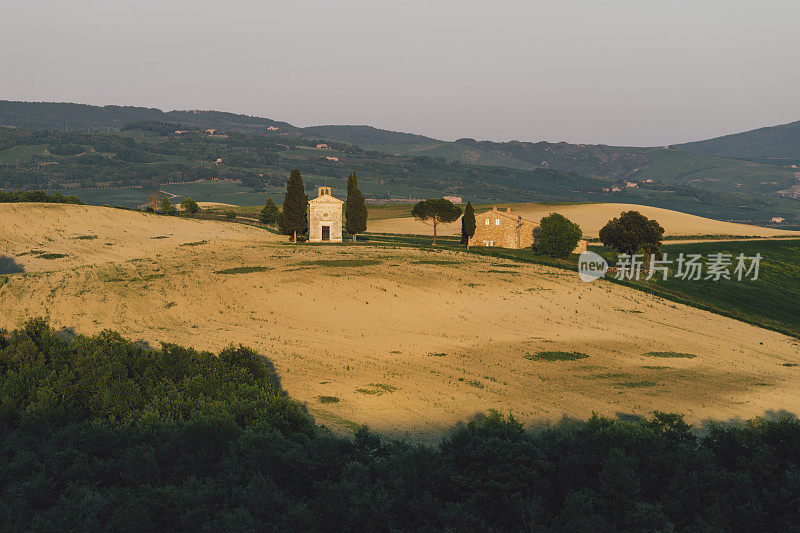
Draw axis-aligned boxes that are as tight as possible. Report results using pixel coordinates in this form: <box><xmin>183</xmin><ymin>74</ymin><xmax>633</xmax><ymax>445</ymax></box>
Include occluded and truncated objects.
<box><xmin>482</xmin><ymin>206</ymin><xmax>537</xmax><ymax>224</ymax></box>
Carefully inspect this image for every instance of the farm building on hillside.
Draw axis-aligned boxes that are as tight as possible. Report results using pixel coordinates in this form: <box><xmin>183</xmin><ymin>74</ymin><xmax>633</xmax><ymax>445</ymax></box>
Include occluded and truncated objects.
<box><xmin>307</xmin><ymin>186</ymin><xmax>343</xmax><ymax>243</ymax></box>
<box><xmin>470</xmin><ymin>207</ymin><xmax>537</xmax><ymax>249</ymax></box>
<box><xmin>469</xmin><ymin>206</ymin><xmax>586</xmax><ymax>254</ymax></box>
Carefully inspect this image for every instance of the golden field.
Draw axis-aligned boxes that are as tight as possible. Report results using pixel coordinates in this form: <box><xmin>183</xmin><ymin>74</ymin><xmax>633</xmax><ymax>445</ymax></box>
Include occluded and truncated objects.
<box><xmin>1</xmin><ymin>203</ymin><xmax>799</xmax><ymax>441</ymax></box>
<box><xmin>367</xmin><ymin>202</ymin><xmax>800</xmax><ymax>239</ymax></box>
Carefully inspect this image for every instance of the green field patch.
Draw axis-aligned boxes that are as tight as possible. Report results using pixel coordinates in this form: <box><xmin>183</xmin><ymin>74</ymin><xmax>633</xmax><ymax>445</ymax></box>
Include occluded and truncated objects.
<box><xmin>523</xmin><ymin>351</ymin><xmax>589</xmax><ymax>361</ymax></box>
<box><xmin>426</xmin><ymin>352</ymin><xmax>447</xmax><ymax>357</ymax></box>
<box><xmin>72</xmin><ymin>234</ymin><xmax>98</xmax><ymax>240</ymax></box>
<box><xmin>215</xmin><ymin>266</ymin><xmax>272</xmax><ymax>275</ymax></box>
<box><xmin>490</xmin><ymin>263</ymin><xmax>523</xmax><ymax>268</ymax></box>
<box><xmin>38</xmin><ymin>253</ymin><xmax>68</xmax><ymax>260</ymax></box>
<box><xmin>525</xmin><ymin>351</ymin><xmax>589</xmax><ymax>362</ymax></box>
<box><xmin>781</xmin><ymin>363</ymin><xmax>799</xmax><ymax>367</ymax></box>
<box><xmin>643</xmin><ymin>351</ymin><xmax>697</xmax><ymax>359</ymax></box>
<box><xmin>298</xmin><ymin>259</ymin><xmax>382</xmax><ymax>267</ymax></box>
<box><xmin>355</xmin><ymin>383</ymin><xmax>398</xmax><ymax>396</ymax></box>
<box><xmin>411</xmin><ymin>259</ymin><xmax>462</xmax><ymax>265</ymax></box>
<box><xmin>180</xmin><ymin>240</ymin><xmax>208</xmax><ymax>247</ymax></box>
<box><xmin>615</xmin><ymin>380</ymin><xmax>658</xmax><ymax>388</ymax></box>
<box><xmin>317</xmin><ymin>395</ymin><xmax>340</xmax><ymax>404</ymax></box>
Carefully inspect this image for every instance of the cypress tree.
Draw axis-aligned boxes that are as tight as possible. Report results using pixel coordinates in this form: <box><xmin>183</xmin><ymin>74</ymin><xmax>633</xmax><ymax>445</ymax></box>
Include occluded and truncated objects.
<box><xmin>278</xmin><ymin>169</ymin><xmax>308</xmax><ymax>242</ymax></box>
<box><xmin>344</xmin><ymin>171</ymin><xmax>368</xmax><ymax>242</ymax></box>
<box><xmin>461</xmin><ymin>201</ymin><xmax>476</xmax><ymax>249</ymax></box>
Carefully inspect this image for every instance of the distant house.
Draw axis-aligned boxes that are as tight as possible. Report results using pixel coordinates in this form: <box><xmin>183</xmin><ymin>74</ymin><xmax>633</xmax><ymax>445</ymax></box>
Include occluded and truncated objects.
<box><xmin>443</xmin><ymin>195</ymin><xmax>462</xmax><ymax>204</ymax></box>
<box><xmin>215</xmin><ymin>158</ymin><xmax>223</xmax><ymax>164</ymax></box>
<box><xmin>267</xmin><ymin>126</ymin><xmax>280</xmax><ymax>131</ymax></box>
<box><xmin>611</xmin><ymin>186</ymin><xmax>622</xmax><ymax>192</ymax></box>
<box><xmin>325</xmin><ymin>156</ymin><xmax>339</xmax><ymax>162</ymax></box>
<box><xmin>469</xmin><ymin>207</ymin><xmax>586</xmax><ymax>253</ymax></box>
<box><xmin>205</xmin><ymin>129</ymin><xmax>216</xmax><ymax>135</ymax></box>
<box><xmin>642</xmin><ymin>178</ymin><xmax>653</xmax><ymax>183</ymax></box>
<box><xmin>316</xmin><ymin>143</ymin><xmax>331</xmax><ymax>150</ymax></box>
<box><xmin>601</xmin><ymin>187</ymin><xmax>610</xmax><ymax>192</ymax></box>
<box><xmin>771</xmin><ymin>216</ymin><xmax>786</xmax><ymax>223</ymax></box>
<box><xmin>625</xmin><ymin>181</ymin><xmax>639</xmax><ymax>188</ymax></box>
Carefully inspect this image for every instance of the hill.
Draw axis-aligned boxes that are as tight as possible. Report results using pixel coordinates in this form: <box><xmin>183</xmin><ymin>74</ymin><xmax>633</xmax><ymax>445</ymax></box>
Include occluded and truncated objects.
<box><xmin>0</xmin><ymin>100</ymin><xmax>297</xmax><ymax>135</ymax></box>
<box><xmin>674</xmin><ymin>119</ymin><xmax>800</xmax><ymax>161</ymax></box>
<box><xmin>300</xmin><ymin>124</ymin><xmax>436</xmax><ymax>145</ymax></box>
<box><xmin>3</xmin><ymin>100</ymin><xmax>800</xmax><ymax>226</ymax></box>
<box><xmin>2</xmin><ymin>203</ymin><xmax>799</xmax><ymax>438</ymax></box>
<box><xmin>367</xmin><ymin>202</ymin><xmax>800</xmax><ymax>239</ymax></box>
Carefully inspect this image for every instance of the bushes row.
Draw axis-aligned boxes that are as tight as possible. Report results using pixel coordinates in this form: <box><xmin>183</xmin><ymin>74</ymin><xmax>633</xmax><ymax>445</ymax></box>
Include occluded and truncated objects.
<box><xmin>0</xmin><ymin>190</ymin><xmax>83</xmax><ymax>204</ymax></box>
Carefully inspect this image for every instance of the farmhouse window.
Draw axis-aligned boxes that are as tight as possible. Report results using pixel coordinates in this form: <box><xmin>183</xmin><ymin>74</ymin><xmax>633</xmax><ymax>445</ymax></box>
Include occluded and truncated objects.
<box><xmin>485</xmin><ymin>218</ymin><xmax>490</xmax><ymax>225</ymax></box>
<box><xmin>495</xmin><ymin>219</ymin><xmax>500</xmax><ymax>225</ymax></box>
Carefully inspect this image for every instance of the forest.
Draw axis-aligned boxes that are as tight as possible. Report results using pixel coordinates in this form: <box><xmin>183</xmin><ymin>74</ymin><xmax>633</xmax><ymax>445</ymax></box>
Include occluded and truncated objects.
<box><xmin>1</xmin><ymin>319</ymin><xmax>799</xmax><ymax>531</ymax></box>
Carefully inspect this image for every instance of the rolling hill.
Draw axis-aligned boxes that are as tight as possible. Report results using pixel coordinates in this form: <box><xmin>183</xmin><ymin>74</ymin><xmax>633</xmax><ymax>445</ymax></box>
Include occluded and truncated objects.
<box><xmin>2</xmin><ymin>99</ymin><xmax>800</xmax><ymax>225</ymax></box>
<box><xmin>674</xmin><ymin>119</ymin><xmax>800</xmax><ymax>161</ymax></box>
<box><xmin>2</xmin><ymin>202</ymin><xmax>799</xmax><ymax>437</ymax></box>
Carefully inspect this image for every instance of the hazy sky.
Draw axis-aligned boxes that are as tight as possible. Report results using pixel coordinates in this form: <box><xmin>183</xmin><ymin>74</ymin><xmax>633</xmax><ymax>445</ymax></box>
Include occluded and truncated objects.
<box><xmin>2</xmin><ymin>0</ymin><xmax>799</xmax><ymax>146</ymax></box>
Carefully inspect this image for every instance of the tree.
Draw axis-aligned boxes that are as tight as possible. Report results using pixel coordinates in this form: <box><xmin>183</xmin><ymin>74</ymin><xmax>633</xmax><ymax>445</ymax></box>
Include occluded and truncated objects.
<box><xmin>536</xmin><ymin>213</ymin><xmax>582</xmax><ymax>258</ymax></box>
<box><xmin>259</xmin><ymin>198</ymin><xmax>279</xmax><ymax>225</ymax></box>
<box><xmin>599</xmin><ymin>210</ymin><xmax>665</xmax><ymax>255</ymax></box>
<box><xmin>159</xmin><ymin>195</ymin><xmax>176</xmax><ymax>215</ymax></box>
<box><xmin>181</xmin><ymin>197</ymin><xmax>199</xmax><ymax>215</ymax></box>
<box><xmin>344</xmin><ymin>171</ymin><xmax>367</xmax><ymax>242</ymax></box>
<box><xmin>278</xmin><ymin>169</ymin><xmax>308</xmax><ymax>242</ymax></box>
<box><xmin>411</xmin><ymin>198</ymin><xmax>462</xmax><ymax>245</ymax></box>
<box><xmin>460</xmin><ymin>201</ymin><xmax>476</xmax><ymax>249</ymax></box>
<box><xmin>146</xmin><ymin>189</ymin><xmax>161</xmax><ymax>211</ymax></box>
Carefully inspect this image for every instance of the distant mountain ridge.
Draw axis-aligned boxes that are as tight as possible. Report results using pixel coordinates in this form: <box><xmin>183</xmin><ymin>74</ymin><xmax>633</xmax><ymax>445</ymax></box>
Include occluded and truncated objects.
<box><xmin>673</xmin><ymin>119</ymin><xmax>800</xmax><ymax>160</ymax></box>
<box><xmin>301</xmin><ymin>125</ymin><xmax>436</xmax><ymax>146</ymax></box>
<box><xmin>0</xmin><ymin>99</ymin><xmax>797</xmax><ymax>196</ymax></box>
<box><xmin>0</xmin><ymin>100</ymin><xmax>298</xmax><ymax>135</ymax></box>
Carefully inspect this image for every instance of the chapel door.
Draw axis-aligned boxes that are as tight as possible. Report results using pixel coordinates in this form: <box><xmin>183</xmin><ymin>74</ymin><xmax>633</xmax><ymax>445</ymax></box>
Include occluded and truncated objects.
<box><xmin>322</xmin><ymin>226</ymin><xmax>330</xmax><ymax>241</ymax></box>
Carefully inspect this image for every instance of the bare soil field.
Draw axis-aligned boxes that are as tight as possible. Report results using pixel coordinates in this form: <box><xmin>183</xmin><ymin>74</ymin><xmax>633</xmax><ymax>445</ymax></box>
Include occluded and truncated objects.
<box><xmin>1</xmin><ymin>203</ymin><xmax>799</xmax><ymax>441</ymax></box>
<box><xmin>368</xmin><ymin>202</ymin><xmax>800</xmax><ymax>239</ymax></box>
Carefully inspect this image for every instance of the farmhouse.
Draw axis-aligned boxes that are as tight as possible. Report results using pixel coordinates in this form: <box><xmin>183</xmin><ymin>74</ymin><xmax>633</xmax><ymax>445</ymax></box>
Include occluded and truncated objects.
<box><xmin>470</xmin><ymin>207</ymin><xmax>537</xmax><ymax>249</ymax></box>
<box><xmin>307</xmin><ymin>186</ymin><xmax>343</xmax><ymax>242</ymax></box>
<box><xmin>469</xmin><ymin>206</ymin><xmax>587</xmax><ymax>253</ymax></box>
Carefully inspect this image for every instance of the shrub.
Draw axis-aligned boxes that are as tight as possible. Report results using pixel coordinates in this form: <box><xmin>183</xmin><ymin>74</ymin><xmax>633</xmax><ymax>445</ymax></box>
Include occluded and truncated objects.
<box><xmin>599</xmin><ymin>210</ymin><xmax>665</xmax><ymax>254</ymax></box>
<box><xmin>224</xmin><ymin>210</ymin><xmax>237</xmax><ymax>219</ymax></box>
<box><xmin>536</xmin><ymin>213</ymin><xmax>583</xmax><ymax>258</ymax></box>
<box><xmin>180</xmin><ymin>197</ymin><xmax>199</xmax><ymax>214</ymax></box>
